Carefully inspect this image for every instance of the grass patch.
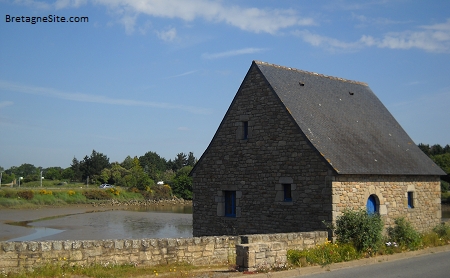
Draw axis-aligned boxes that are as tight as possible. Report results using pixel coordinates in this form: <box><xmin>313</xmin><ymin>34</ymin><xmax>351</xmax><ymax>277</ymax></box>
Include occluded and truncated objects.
<box><xmin>287</xmin><ymin>241</ymin><xmax>360</xmax><ymax>267</ymax></box>
<box><xmin>5</xmin><ymin>262</ymin><xmax>208</xmax><ymax>278</ymax></box>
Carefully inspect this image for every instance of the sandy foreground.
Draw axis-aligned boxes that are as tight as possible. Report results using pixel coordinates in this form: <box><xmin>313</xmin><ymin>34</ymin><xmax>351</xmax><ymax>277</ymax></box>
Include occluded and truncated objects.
<box><xmin>0</xmin><ymin>205</ymin><xmax>143</xmax><ymax>241</ymax></box>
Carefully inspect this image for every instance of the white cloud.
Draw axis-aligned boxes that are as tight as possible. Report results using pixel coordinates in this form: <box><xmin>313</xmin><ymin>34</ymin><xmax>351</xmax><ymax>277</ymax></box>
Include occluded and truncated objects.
<box><xmin>12</xmin><ymin>1</ymin><xmax>313</xmax><ymax>36</ymax></box>
<box><xmin>0</xmin><ymin>80</ymin><xmax>212</xmax><ymax>115</ymax></box>
<box><xmin>295</xmin><ymin>19</ymin><xmax>450</xmax><ymax>53</ymax></box>
<box><xmin>91</xmin><ymin>0</ymin><xmax>314</xmax><ymax>34</ymax></box>
<box><xmin>0</xmin><ymin>101</ymin><xmax>14</xmax><ymax>108</ymax></box>
<box><xmin>156</xmin><ymin>27</ymin><xmax>177</xmax><ymax>42</ymax></box>
<box><xmin>360</xmin><ymin>19</ymin><xmax>450</xmax><ymax>53</ymax></box>
<box><xmin>202</xmin><ymin>47</ymin><xmax>266</xmax><ymax>59</ymax></box>
<box><xmin>351</xmin><ymin>13</ymin><xmax>411</xmax><ymax>27</ymax></box>
<box><xmin>177</xmin><ymin>127</ymin><xmax>189</xmax><ymax>131</ymax></box>
<box><xmin>293</xmin><ymin>30</ymin><xmax>362</xmax><ymax>52</ymax></box>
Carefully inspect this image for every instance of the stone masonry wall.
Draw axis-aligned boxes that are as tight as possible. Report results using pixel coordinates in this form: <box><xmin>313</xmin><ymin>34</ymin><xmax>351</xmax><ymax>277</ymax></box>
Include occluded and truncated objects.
<box><xmin>236</xmin><ymin>231</ymin><xmax>327</xmax><ymax>271</ymax></box>
<box><xmin>0</xmin><ymin>232</ymin><xmax>327</xmax><ymax>273</ymax></box>
<box><xmin>332</xmin><ymin>175</ymin><xmax>441</xmax><ymax>232</ymax></box>
<box><xmin>0</xmin><ymin>236</ymin><xmax>237</xmax><ymax>273</ymax></box>
<box><xmin>192</xmin><ymin>64</ymin><xmax>334</xmax><ymax>236</ymax></box>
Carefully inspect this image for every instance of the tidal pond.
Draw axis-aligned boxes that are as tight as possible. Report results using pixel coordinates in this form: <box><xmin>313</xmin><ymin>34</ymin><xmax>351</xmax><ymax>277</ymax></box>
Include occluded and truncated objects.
<box><xmin>6</xmin><ymin>205</ymin><xmax>193</xmax><ymax>242</ymax></box>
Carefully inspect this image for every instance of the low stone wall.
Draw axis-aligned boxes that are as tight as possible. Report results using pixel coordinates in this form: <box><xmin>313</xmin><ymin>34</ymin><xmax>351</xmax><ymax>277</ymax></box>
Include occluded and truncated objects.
<box><xmin>0</xmin><ymin>231</ymin><xmax>327</xmax><ymax>273</ymax></box>
<box><xmin>237</xmin><ymin>231</ymin><xmax>328</xmax><ymax>271</ymax></box>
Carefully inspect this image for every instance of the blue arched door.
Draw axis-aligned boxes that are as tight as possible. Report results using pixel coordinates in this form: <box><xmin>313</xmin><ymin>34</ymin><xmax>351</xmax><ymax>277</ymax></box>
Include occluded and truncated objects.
<box><xmin>366</xmin><ymin>195</ymin><xmax>377</xmax><ymax>214</ymax></box>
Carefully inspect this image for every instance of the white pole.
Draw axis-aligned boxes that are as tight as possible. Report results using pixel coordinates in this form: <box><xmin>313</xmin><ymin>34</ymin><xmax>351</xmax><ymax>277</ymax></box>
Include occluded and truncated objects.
<box><xmin>40</xmin><ymin>171</ymin><xmax>43</xmax><ymax>187</ymax></box>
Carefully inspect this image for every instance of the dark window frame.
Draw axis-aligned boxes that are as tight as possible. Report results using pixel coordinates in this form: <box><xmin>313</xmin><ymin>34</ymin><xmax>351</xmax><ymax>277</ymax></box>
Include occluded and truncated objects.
<box><xmin>243</xmin><ymin>121</ymin><xmax>248</xmax><ymax>140</ymax></box>
<box><xmin>408</xmin><ymin>191</ymin><xmax>414</xmax><ymax>208</ymax></box>
<box><xmin>283</xmin><ymin>184</ymin><xmax>292</xmax><ymax>202</ymax></box>
<box><xmin>224</xmin><ymin>191</ymin><xmax>236</xmax><ymax>217</ymax></box>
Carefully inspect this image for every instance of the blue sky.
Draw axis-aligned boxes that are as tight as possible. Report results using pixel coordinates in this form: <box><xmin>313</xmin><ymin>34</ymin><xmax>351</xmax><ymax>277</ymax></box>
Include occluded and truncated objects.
<box><xmin>1</xmin><ymin>0</ymin><xmax>449</xmax><ymax>169</ymax></box>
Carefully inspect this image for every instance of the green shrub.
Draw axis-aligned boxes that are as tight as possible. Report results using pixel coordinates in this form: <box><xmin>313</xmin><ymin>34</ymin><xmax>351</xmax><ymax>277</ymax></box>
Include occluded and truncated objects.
<box><xmin>17</xmin><ymin>190</ymin><xmax>34</xmax><ymax>200</ymax></box>
<box><xmin>31</xmin><ymin>194</ymin><xmax>60</xmax><ymax>205</ymax></box>
<box><xmin>432</xmin><ymin>222</ymin><xmax>450</xmax><ymax>242</ymax></box>
<box><xmin>333</xmin><ymin>209</ymin><xmax>383</xmax><ymax>254</ymax></box>
<box><xmin>441</xmin><ymin>180</ymin><xmax>449</xmax><ymax>192</ymax></box>
<box><xmin>82</xmin><ymin>189</ymin><xmax>111</xmax><ymax>200</ymax></box>
<box><xmin>0</xmin><ymin>189</ymin><xmax>18</xmax><ymax>198</ymax></box>
<box><xmin>442</xmin><ymin>191</ymin><xmax>450</xmax><ymax>204</ymax></box>
<box><xmin>53</xmin><ymin>191</ymin><xmax>87</xmax><ymax>204</ymax></box>
<box><xmin>387</xmin><ymin>217</ymin><xmax>421</xmax><ymax>250</ymax></box>
<box><xmin>0</xmin><ymin>197</ymin><xmax>28</xmax><ymax>208</ymax></box>
<box><xmin>287</xmin><ymin>242</ymin><xmax>359</xmax><ymax>267</ymax></box>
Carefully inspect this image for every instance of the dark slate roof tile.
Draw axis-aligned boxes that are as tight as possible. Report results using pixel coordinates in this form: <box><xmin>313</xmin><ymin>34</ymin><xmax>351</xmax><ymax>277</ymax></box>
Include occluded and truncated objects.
<box><xmin>254</xmin><ymin>61</ymin><xmax>445</xmax><ymax>175</ymax></box>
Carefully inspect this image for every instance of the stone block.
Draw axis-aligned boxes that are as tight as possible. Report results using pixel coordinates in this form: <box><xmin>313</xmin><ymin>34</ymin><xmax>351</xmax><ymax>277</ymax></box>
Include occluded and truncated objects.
<box><xmin>40</xmin><ymin>241</ymin><xmax>52</xmax><ymax>252</ymax></box>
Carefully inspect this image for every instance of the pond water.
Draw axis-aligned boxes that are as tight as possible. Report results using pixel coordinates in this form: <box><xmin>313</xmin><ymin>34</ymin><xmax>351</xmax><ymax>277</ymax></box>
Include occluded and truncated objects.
<box><xmin>7</xmin><ymin>205</ymin><xmax>193</xmax><ymax>242</ymax></box>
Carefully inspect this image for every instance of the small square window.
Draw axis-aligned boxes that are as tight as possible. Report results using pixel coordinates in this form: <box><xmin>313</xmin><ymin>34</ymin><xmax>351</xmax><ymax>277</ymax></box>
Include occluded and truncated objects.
<box><xmin>407</xmin><ymin>191</ymin><xmax>414</xmax><ymax>208</ymax></box>
<box><xmin>283</xmin><ymin>184</ymin><xmax>292</xmax><ymax>202</ymax></box>
<box><xmin>224</xmin><ymin>191</ymin><xmax>236</xmax><ymax>217</ymax></box>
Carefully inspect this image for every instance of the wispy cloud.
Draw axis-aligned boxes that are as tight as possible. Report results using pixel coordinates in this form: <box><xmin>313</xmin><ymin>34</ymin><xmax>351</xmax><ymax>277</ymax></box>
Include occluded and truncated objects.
<box><xmin>166</xmin><ymin>70</ymin><xmax>199</xmax><ymax>79</ymax></box>
<box><xmin>293</xmin><ymin>30</ymin><xmax>362</xmax><ymax>52</ymax></box>
<box><xmin>156</xmin><ymin>27</ymin><xmax>177</xmax><ymax>42</ymax></box>
<box><xmin>360</xmin><ymin>19</ymin><xmax>450</xmax><ymax>53</ymax></box>
<box><xmin>351</xmin><ymin>13</ymin><xmax>412</xmax><ymax>28</ymax></box>
<box><xmin>0</xmin><ymin>101</ymin><xmax>14</xmax><ymax>108</ymax></box>
<box><xmin>0</xmin><ymin>80</ymin><xmax>212</xmax><ymax>115</ymax></box>
<box><xmin>39</xmin><ymin>0</ymin><xmax>314</xmax><ymax>34</ymax></box>
<box><xmin>295</xmin><ymin>19</ymin><xmax>450</xmax><ymax>53</ymax></box>
<box><xmin>202</xmin><ymin>47</ymin><xmax>266</xmax><ymax>59</ymax></box>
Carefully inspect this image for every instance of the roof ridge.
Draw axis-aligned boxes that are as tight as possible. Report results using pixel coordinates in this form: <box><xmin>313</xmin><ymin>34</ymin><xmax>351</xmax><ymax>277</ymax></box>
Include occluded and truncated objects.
<box><xmin>253</xmin><ymin>60</ymin><xmax>368</xmax><ymax>86</ymax></box>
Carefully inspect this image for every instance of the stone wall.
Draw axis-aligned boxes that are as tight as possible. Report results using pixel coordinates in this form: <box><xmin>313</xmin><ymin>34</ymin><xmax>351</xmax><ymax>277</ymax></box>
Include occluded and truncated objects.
<box><xmin>236</xmin><ymin>231</ymin><xmax>328</xmax><ymax>271</ymax></box>
<box><xmin>192</xmin><ymin>64</ymin><xmax>334</xmax><ymax>237</ymax></box>
<box><xmin>0</xmin><ymin>236</ymin><xmax>237</xmax><ymax>272</ymax></box>
<box><xmin>0</xmin><ymin>232</ymin><xmax>327</xmax><ymax>273</ymax></box>
<box><xmin>332</xmin><ymin>175</ymin><xmax>441</xmax><ymax>232</ymax></box>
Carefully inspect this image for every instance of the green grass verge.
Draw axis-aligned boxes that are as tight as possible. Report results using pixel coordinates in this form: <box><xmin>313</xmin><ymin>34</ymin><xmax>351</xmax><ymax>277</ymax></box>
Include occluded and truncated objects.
<box><xmin>4</xmin><ymin>262</ymin><xmax>211</xmax><ymax>278</ymax></box>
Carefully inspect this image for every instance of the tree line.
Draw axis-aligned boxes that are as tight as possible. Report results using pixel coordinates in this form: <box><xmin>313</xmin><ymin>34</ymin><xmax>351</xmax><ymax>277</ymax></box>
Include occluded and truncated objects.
<box><xmin>0</xmin><ymin>150</ymin><xmax>197</xmax><ymax>199</ymax></box>
<box><xmin>418</xmin><ymin>143</ymin><xmax>450</xmax><ymax>190</ymax></box>
<box><xmin>2</xmin><ymin>143</ymin><xmax>449</xmax><ymax>197</ymax></box>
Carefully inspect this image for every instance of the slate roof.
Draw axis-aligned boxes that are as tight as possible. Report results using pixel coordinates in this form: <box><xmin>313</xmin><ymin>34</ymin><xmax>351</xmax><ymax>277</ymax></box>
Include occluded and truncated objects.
<box><xmin>254</xmin><ymin>61</ymin><xmax>445</xmax><ymax>175</ymax></box>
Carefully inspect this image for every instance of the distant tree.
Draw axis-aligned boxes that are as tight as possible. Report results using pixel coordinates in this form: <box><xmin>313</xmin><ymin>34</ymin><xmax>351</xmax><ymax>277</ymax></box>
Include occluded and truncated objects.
<box><xmin>444</xmin><ymin>144</ymin><xmax>450</xmax><ymax>154</ymax></box>
<box><xmin>44</xmin><ymin>167</ymin><xmax>63</xmax><ymax>180</ymax></box>
<box><xmin>78</xmin><ymin>150</ymin><xmax>111</xmax><ymax>183</ymax></box>
<box><xmin>124</xmin><ymin>157</ymin><xmax>154</xmax><ymax>190</ymax></box>
<box><xmin>171</xmin><ymin>153</ymin><xmax>188</xmax><ymax>172</ymax></box>
<box><xmin>16</xmin><ymin>163</ymin><xmax>37</xmax><ymax>179</ymax></box>
<box><xmin>61</xmin><ymin>167</ymin><xmax>75</xmax><ymax>181</ymax></box>
<box><xmin>171</xmin><ymin>166</ymin><xmax>193</xmax><ymax>200</ymax></box>
<box><xmin>121</xmin><ymin>156</ymin><xmax>134</xmax><ymax>170</ymax></box>
<box><xmin>432</xmin><ymin>153</ymin><xmax>450</xmax><ymax>175</ymax></box>
<box><xmin>139</xmin><ymin>151</ymin><xmax>168</xmax><ymax>180</ymax></box>
<box><xmin>186</xmin><ymin>152</ymin><xmax>196</xmax><ymax>167</ymax></box>
<box><xmin>418</xmin><ymin>143</ymin><xmax>430</xmax><ymax>156</ymax></box>
<box><xmin>430</xmin><ymin>144</ymin><xmax>444</xmax><ymax>156</ymax></box>
<box><xmin>71</xmin><ymin>157</ymin><xmax>82</xmax><ymax>181</ymax></box>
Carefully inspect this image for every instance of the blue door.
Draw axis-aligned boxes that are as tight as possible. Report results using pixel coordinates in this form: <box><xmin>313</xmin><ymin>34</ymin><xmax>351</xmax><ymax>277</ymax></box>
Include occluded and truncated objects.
<box><xmin>366</xmin><ymin>195</ymin><xmax>377</xmax><ymax>214</ymax></box>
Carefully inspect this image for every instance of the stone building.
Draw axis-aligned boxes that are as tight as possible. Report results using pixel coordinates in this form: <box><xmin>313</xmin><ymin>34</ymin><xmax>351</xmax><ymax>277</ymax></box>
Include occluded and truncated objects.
<box><xmin>191</xmin><ymin>61</ymin><xmax>445</xmax><ymax>237</ymax></box>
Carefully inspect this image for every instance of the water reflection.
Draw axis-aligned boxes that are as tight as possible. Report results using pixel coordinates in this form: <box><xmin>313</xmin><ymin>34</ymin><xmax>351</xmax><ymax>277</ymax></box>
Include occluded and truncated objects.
<box><xmin>7</xmin><ymin>205</ymin><xmax>193</xmax><ymax>242</ymax></box>
<box><xmin>8</xmin><ymin>227</ymin><xmax>64</xmax><ymax>242</ymax></box>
